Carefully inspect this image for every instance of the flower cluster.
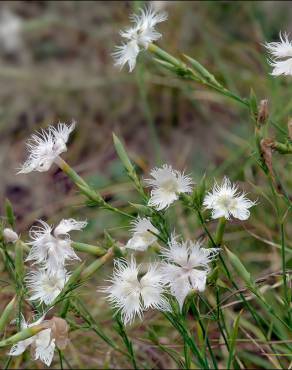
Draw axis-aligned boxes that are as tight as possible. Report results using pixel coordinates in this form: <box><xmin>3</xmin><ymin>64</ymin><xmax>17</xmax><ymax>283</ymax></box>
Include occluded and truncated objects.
<box><xmin>102</xmin><ymin>171</ymin><xmax>255</xmax><ymax>324</ymax></box>
<box><xmin>113</xmin><ymin>5</ymin><xmax>167</xmax><ymax>72</ymax></box>
<box><xmin>10</xmin><ymin>218</ymin><xmax>86</xmax><ymax>366</ymax></box>
<box><xmin>25</xmin><ymin>218</ymin><xmax>87</xmax><ymax>306</ymax></box>
<box><xmin>104</xmin><ymin>234</ymin><xmax>218</xmax><ymax>324</ymax></box>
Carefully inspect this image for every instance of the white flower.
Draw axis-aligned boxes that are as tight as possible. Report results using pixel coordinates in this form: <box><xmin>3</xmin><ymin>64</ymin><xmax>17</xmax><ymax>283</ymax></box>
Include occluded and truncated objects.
<box><xmin>102</xmin><ymin>257</ymin><xmax>169</xmax><ymax>325</ymax></box>
<box><xmin>126</xmin><ymin>217</ymin><xmax>159</xmax><ymax>251</ymax></box>
<box><xmin>160</xmin><ymin>235</ymin><xmax>219</xmax><ymax>310</ymax></box>
<box><xmin>26</xmin><ymin>268</ymin><xmax>69</xmax><ymax>305</ymax></box>
<box><xmin>26</xmin><ymin>219</ymin><xmax>87</xmax><ymax>273</ymax></box>
<box><xmin>203</xmin><ymin>177</ymin><xmax>256</xmax><ymax>221</ymax></box>
<box><xmin>145</xmin><ymin>164</ymin><xmax>193</xmax><ymax>210</ymax></box>
<box><xmin>18</xmin><ymin>122</ymin><xmax>75</xmax><ymax>174</ymax></box>
<box><xmin>264</xmin><ymin>32</ymin><xmax>292</xmax><ymax>76</ymax></box>
<box><xmin>113</xmin><ymin>5</ymin><xmax>167</xmax><ymax>72</ymax></box>
<box><xmin>3</xmin><ymin>228</ymin><xmax>19</xmax><ymax>243</ymax></box>
<box><xmin>9</xmin><ymin>315</ymin><xmax>55</xmax><ymax>367</ymax></box>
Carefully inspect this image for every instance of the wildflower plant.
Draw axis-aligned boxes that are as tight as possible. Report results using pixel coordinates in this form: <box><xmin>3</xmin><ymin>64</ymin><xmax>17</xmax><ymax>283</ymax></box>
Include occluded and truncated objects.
<box><xmin>0</xmin><ymin>3</ymin><xmax>292</xmax><ymax>369</ymax></box>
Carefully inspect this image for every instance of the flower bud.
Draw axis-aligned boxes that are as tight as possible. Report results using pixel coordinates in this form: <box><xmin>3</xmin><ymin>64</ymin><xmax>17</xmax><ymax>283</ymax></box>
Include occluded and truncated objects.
<box><xmin>3</xmin><ymin>228</ymin><xmax>18</xmax><ymax>243</ymax></box>
<box><xmin>257</xmin><ymin>99</ymin><xmax>269</xmax><ymax>125</ymax></box>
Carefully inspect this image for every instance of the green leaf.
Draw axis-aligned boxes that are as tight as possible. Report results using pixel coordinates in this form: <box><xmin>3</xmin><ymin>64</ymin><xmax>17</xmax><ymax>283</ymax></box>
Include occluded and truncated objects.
<box><xmin>227</xmin><ymin>310</ymin><xmax>242</xmax><ymax>369</ymax></box>
<box><xmin>225</xmin><ymin>247</ymin><xmax>254</xmax><ymax>287</ymax></box>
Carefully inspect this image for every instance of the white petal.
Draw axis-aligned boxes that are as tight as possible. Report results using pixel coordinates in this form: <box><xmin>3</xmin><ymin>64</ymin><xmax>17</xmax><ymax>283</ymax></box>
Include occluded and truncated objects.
<box><xmin>113</xmin><ymin>40</ymin><xmax>140</xmax><ymax>72</ymax></box>
<box><xmin>9</xmin><ymin>339</ymin><xmax>32</xmax><ymax>356</ymax></box>
<box><xmin>54</xmin><ymin>218</ymin><xmax>87</xmax><ymax>237</ymax></box>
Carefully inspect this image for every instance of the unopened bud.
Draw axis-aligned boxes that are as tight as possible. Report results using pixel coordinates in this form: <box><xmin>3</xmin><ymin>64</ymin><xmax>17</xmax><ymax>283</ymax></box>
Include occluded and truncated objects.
<box><xmin>3</xmin><ymin>228</ymin><xmax>18</xmax><ymax>243</ymax></box>
<box><xmin>288</xmin><ymin>119</ymin><xmax>292</xmax><ymax>140</ymax></box>
<box><xmin>257</xmin><ymin>99</ymin><xmax>268</xmax><ymax>125</ymax></box>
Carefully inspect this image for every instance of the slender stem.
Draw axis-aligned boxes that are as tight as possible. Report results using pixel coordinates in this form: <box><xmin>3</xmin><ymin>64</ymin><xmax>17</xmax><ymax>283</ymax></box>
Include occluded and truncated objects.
<box><xmin>191</xmin><ymin>302</ymin><xmax>218</xmax><ymax>370</ymax></box>
<box><xmin>280</xmin><ymin>223</ymin><xmax>289</xmax><ymax>307</ymax></box>
<box><xmin>58</xmin><ymin>349</ymin><xmax>64</xmax><ymax>370</ymax></box>
<box><xmin>81</xmin><ymin>248</ymin><xmax>114</xmax><ymax>281</ymax></box>
<box><xmin>214</xmin><ymin>217</ymin><xmax>226</xmax><ymax>246</ymax></box>
<box><xmin>183</xmin><ymin>343</ymin><xmax>191</xmax><ymax>369</ymax></box>
<box><xmin>148</xmin><ymin>43</ymin><xmax>249</xmax><ymax>107</ymax></box>
<box><xmin>55</xmin><ymin>157</ymin><xmax>133</xmax><ymax>219</ymax></box>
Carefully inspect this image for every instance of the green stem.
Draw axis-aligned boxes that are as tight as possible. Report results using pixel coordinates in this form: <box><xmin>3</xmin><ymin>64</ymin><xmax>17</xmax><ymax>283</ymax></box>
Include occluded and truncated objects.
<box><xmin>214</xmin><ymin>217</ymin><xmax>226</xmax><ymax>247</ymax></box>
<box><xmin>115</xmin><ymin>315</ymin><xmax>138</xmax><ymax>370</ymax></box>
<box><xmin>148</xmin><ymin>43</ymin><xmax>249</xmax><ymax>107</ymax></box>
<box><xmin>58</xmin><ymin>349</ymin><xmax>64</xmax><ymax>370</ymax></box>
<box><xmin>81</xmin><ymin>248</ymin><xmax>114</xmax><ymax>281</ymax></box>
<box><xmin>280</xmin><ymin>223</ymin><xmax>289</xmax><ymax>309</ymax></box>
<box><xmin>55</xmin><ymin>156</ymin><xmax>133</xmax><ymax>219</ymax></box>
<box><xmin>191</xmin><ymin>302</ymin><xmax>218</xmax><ymax>370</ymax></box>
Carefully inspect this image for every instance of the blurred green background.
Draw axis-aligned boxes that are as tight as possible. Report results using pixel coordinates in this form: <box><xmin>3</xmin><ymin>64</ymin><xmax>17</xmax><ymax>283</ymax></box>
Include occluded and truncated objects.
<box><xmin>0</xmin><ymin>1</ymin><xmax>292</xmax><ymax>368</ymax></box>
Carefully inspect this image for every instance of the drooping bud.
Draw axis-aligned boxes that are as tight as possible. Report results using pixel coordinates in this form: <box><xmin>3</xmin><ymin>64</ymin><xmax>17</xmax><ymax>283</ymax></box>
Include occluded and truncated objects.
<box><xmin>3</xmin><ymin>228</ymin><xmax>19</xmax><ymax>243</ymax></box>
<box><xmin>257</xmin><ymin>99</ymin><xmax>269</xmax><ymax>125</ymax></box>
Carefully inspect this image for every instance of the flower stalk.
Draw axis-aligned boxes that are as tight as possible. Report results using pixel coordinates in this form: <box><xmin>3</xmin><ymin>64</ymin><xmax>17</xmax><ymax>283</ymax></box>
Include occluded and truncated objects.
<box><xmin>0</xmin><ymin>324</ymin><xmax>45</xmax><ymax>348</ymax></box>
<box><xmin>81</xmin><ymin>248</ymin><xmax>114</xmax><ymax>281</ymax></box>
<box><xmin>214</xmin><ymin>217</ymin><xmax>226</xmax><ymax>247</ymax></box>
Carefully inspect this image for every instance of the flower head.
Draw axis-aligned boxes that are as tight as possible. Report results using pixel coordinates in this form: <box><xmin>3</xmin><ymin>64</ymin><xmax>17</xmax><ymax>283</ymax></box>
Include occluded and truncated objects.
<box><xmin>9</xmin><ymin>315</ymin><xmax>55</xmax><ymax>367</ymax></box>
<box><xmin>145</xmin><ymin>164</ymin><xmax>193</xmax><ymax>210</ymax></box>
<box><xmin>26</xmin><ymin>268</ymin><xmax>69</xmax><ymax>305</ymax></box>
<box><xmin>160</xmin><ymin>235</ymin><xmax>219</xmax><ymax>309</ymax></box>
<box><xmin>113</xmin><ymin>5</ymin><xmax>167</xmax><ymax>72</ymax></box>
<box><xmin>102</xmin><ymin>257</ymin><xmax>169</xmax><ymax>325</ymax></box>
<box><xmin>26</xmin><ymin>219</ymin><xmax>87</xmax><ymax>273</ymax></box>
<box><xmin>203</xmin><ymin>177</ymin><xmax>256</xmax><ymax>220</ymax></box>
<box><xmin>126</xmin><ymin>217</ymin><xmax>159</xmax><ymax>251</ymax></box>
<box><xmin>18</xmin><ymin>122</ymin><xmax>75</xmax><ymax>174</ymax></box>
<box><xmin>264</xmin><ymin>32</ymin><xmax>292</xmax><ymax>76</ymax></box>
